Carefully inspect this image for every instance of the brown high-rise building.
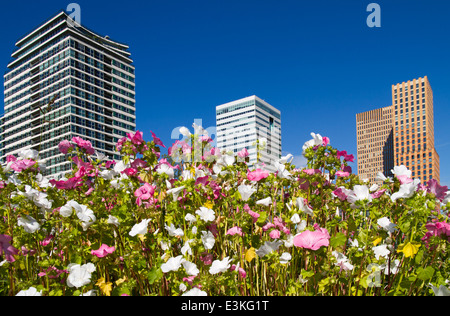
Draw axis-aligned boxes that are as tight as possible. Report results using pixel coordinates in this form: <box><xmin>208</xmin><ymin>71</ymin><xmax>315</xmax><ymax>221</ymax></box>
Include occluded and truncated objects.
<box><xmin>356</xmin><ymin>76</ymin><xmax>440</xmax><ymax>184</ymax></box>
<box><xmin>356</xmin><ymin>106</ymin><xmax>394</xmax><ymax>184</ymax></box>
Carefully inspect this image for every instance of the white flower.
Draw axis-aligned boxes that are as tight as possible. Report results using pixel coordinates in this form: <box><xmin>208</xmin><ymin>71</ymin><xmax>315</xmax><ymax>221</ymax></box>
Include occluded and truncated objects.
<box><xmin>209</xmin><ymin>257</ymin><xmax>232</xmax><ymax>274</ymax></box>
<box><xmin>283</xmin><ymin>235</ymin><xmax>295</xmax><ymax>248</ymax></box>
<box><xmin>238</xmin><ymin>183</ymin><xmax>256</xmax><ymax>201</ymax></box>
<box><xmin>302</xmin><ymin>132</ymin><xmax>323</xmax><ymax>155</ymax></box>
<box><xmin>160</xmin><ymin>241</ymin><xmax>170</xmax><ymax>251</ymax></box>
<box><xmin>391</xmin><ymin>179</ymin><xmax>420</xmax><ymax>202</ymax></box>
<box><xmin>279</xmin><ymin>252</ymin><xmax>292</xmax><ymax>264</ymax></box>
<box><xmin>114</xmin><ymin>160</ymin><xmax>129</xmax><ymax>173</ymax></box>
<box><xmin>156</xmin><ymin>164</ymin><xmax>174</xmax><ymax>179</ymax></box>
<box><xmin>165</xmin><ymin>223</ymin><xmax>184</xmax><ymax>237</ymax></box>
<box><xmin>256</xmin><ymin>197</ymin><xmax>272</xmax><ymax>207</ymax></box>
<box><xmin>129</xmin><ymin>219</ymin><xmax>151</xmax><ymax>237</ymax></box>
<box><xmin>185</xmin><ymin>213</ymin><xmax>197</xmax><ymax>224</ymax></box>
<box><xmin>66</xmin><ymin>263</ymin><xmax>96</xmax><ymax>288</ymax></box>
<box><xmin>19</xmin><ymin>149</ymin><xmax>39</xmax><ymax>160</ymax></box>
<box><xmin>347</xmin><ymin>185</ymin><xmax>372</xmax><ymax>204</ymax></box>
<box><xmin>377</xmin><ymin>217</ymin><xmax>397</xmax><ymax>233</ymax></box>
<box><xmin>372</xmin><ymin>244</ymin><xmax>390</xmax><ymax>260</ymax></box>
<box><xmin>80</xmin><ymin>290</ymin><xmax>97</xmax><ymax>296</ymax></box>
<box><xmin>182</xmin><ymin>260</ymin><xmax>200</xmax><ymax>276</ymax></box>
<box><xmin>16</xmin><ymin>286</ymin><xmax>42</xmax><ymax>296</ymax></box>
<box><xmin>332</xmin><ymin>251</ymin><xmax>354</xmax><ymax>271</ymax></box>
<box><xmin>161</xmin><ymin>255</ymin><xmax>185</xmax><ymax>273</ymax></box>
<box><xmin>179</xmin><ymin>283</ymin><xmax>187</xmax><ymax>292</ymax></box>
<box><xmin>167</xmin><ymin>186</ymin><xmax>185</xmax><ymax>202</ymax></box>
<box><xmin>181</xmin><ymin>239</ymin><xmax>194</xmax><ymax>256</ymax></box>
<box><xmin>181</xmin><ymin>169</ymin><xmax>194</xmax><ymax>180</ymax></box>
<box><xmin>391</xmin><ymin>165</ymin><xmax>412</xmax><ymax>178</ymax></box>
<box><xmin>443</xmin><ymin>191</ymin><xmax>450</xmax><ymax>205</ymax></box>
<box><xmin>182</xmin><ymin>287</ymin><xmax>207</xmax><ymax>296</ymax></box>
<box><xmin>256</xmin><ymin>240</ymin><xmax>283</xmax><ymax>257</ymax></box>
<box><xmin>369</xmin><ymin>184</ymin><xmax>379</xmax><ymax>192</ymax></box>
<box><xmin>429</xmin><ymin>284</ymin><xmax>450</xmax><ymax>296</ymax></box>
<box><xmin>107</xmin><ymin>215</ymin><xmax>120</xmax><ymax>227</ymax></box>
<box><xmin>296</xmin><ymin>198</ymin><xmax>314</xmax><ymax>216</ymax></box>
<box><xmin>279</xmin><ymin>154</ymin><xmax>294</xmax><ymax>164</ymax></box>
<box><xmin>290</xmin><ymin>213</ymin><xmax>301</xmax><ymax>224</ymax></box>
<box><xmin>201</xmin><ymin>230</ymin><xmax>215</xmax><ymax>250</ymax></box>
<box><xmin>382</xmin><ymin>259</ymin><xmax>400</xmax><ymax>275</ymax></box>
<box><xmin>274</xmin><ymin>160</ymin><xmax>292</xmax><ymax>179</ymax></box>
<box><xmin>76</xmin><ymin>205</ymin><xmax>96</xmax><ymax>226</ymax></box>
<box><xmin>179</xmin><ymin>126</ymin><xmax>191</xmax><ymax>137</ymax></box>
<box><xmin>195</xmin><ymin>206</ymin><xmax>215</xmax><ymax>222</ymax></box>
<box><xmin>17</xmin><ymin>215</ymin><xmax>40</xmax><ymax>233</ymax></box>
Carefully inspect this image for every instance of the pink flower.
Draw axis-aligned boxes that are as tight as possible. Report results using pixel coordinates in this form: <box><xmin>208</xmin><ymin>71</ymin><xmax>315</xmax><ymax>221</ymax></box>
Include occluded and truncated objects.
<box><xmin>371</xmin><ymin>189</ymin><xmax>387</xmax><ymax>199</ymax></box>
<box><xmin>427</xmin><ymin>179</ymin><xmax>448</xmax><ymax>201</ymax></box>
<box><xmin>127</xmin><ymin>131</ymin><xmax>144</xmax><ymax>146</ymax></box>
<box><xmin>122</xmin><ymin>168</ymin><xmax>138</xmax><ymax>176</ymax></box>
<box><xmin>6</xmin><ymin>155</ymin><xmax>16</xmax><ymax>163</ymax></box>
<box><xmin>337</xmin><ymin>150</ymin><xmax>354</xmax><ymax>162</ymax></box>
<box><xmin>91</xmin><ymin>244</ymin><xmax>115</xmax><ymax>258</ymax></box>
<box><xmin>40</xmin><ymin>235</ymin><xmax>54</xmax><ymax>246</ymax></box>
<box><xmin>230</xmin><ymin>264</ymin><xmax>247</xmax><ymax>278</ymax></box>
<box><xmin>71</xmin><ymin>137</ymin><xmax>95</xmax><ymax>155</ymax></box>
<box><xmin>0</xmin><ymin>234</ymin><xmax>19</xmax><ymax>262</ymax></box>
<box><xmin>397</xmin><ymin>174</ymin><xmax>413</xmax><ymax>184</ymax></box>
<box><xmin>238</xmin><ymin>148</ymin><xmax>249</xmax><ymax>158</ymax></box>
<box><xmin>10</xmin><ymin>159</ymin><xmax>36</xmax><ymax>172</ymax></box>
<box><xmin>134</xmin><ymin>183</ymin><xmax>156</xmax><ymax>206</ymax></box>
<box><xmin>151</xmin><ymin>131</ymin><xmax>166</xmax><ymax>148</ymax></box>
<box><xmin>247</xmin><ymin>169</ymin><xmax>269</xmax><ymax>182</ymax></box>
<box><xmin>183</xmin><ymin>276</ymin><xmax>196</xmax><ymax>286</ymax></box>
<box><xmin>322</xmin><ymin>136</ymin><xmax>330</xmax><ymax>146</ymax></box>
<box><xmin>50</xmin><ymin>176</ymin><xmax>83</xmax><ymax>190</ymax></box>
<box><xmin>131</xmin><ymin>158</ymin><xmax>148</xmax><ymax>169</ymax></box>
<box><xmin>303</xmin><ymin>169</ymin><xmax>321</xmax><ymax>175</ymax></box>
<box><xmin>423</xmin><ymin>221</ymin><xmax>450</xmax><ymax>245</ymax></box>
<box><xmin>200</xmin><ymin>253</ymin><xmax>213</xmax><ymax>265</ymax></box>
<box><xmin>58</xmin><ymin>140</ymin><xmax>73</xmax><ymax>154</ymax></box>
<box><xmin>293</xmin><ymin>226</ymin><xmax>330</xmax><ymax>251</ymax></box>
<box><xmin>333</xmin><ymin>187</ymin><xmax>348</xmax><ymax>201</ymax></box>
<box><xmin>269</xmin><ymin>229</ymin><xmax>281</xmax><ymax>239</ymax></box>
<box><xmin>226</xmin><ymin>226</ymin><xmax>243</xmax><ymax>236</ymax></box>
<box><xmin>336</xmin><ymin>170</ymin><xmax>350</xmax><ymax>177</ymax></box>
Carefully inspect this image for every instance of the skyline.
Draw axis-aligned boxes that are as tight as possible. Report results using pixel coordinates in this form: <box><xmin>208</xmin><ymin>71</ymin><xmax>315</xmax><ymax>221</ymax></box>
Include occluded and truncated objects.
<box><xmin>0</xmin><ymin>0</ymin><xmax>449</xmax><ymax>186</ymax></box>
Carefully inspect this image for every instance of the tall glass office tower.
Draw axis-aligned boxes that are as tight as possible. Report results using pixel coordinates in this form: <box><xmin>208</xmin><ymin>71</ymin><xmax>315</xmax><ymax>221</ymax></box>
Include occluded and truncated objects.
<box><xmin>216</xmin><ymin>95</ymin><xmax>281</xmax><ymax>172</ymax></box>
<box><xmin>0</xmin><ymin>11</ymin><xmax>136</xmax><ymax>177</ymax></box>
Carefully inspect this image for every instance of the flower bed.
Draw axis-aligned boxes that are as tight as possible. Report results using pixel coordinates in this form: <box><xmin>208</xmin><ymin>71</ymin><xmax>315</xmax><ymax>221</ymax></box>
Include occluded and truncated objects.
<box><xmin>1</xmin><ymin>128</ymin><xmax>449</xmax><ymax>296</ymax></box>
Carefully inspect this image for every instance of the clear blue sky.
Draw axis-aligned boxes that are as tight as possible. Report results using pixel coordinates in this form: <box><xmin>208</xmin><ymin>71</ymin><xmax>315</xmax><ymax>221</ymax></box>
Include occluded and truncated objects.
<box><xmin>0</xmin><ymin>0</ymin><xmax>449</xmax><ymax>186</ymax></box>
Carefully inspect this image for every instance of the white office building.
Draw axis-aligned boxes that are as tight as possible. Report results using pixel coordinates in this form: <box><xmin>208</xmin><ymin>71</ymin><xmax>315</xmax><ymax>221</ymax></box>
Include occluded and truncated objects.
<box><xmin>215</xmin><ymin>95</ymin><xmax>281</xmax><ymax>172</ymax></box>
<box><xmin>0</xmin><ymin>11</ymin><xmax>136</xmax><ymax>177</ymax></box>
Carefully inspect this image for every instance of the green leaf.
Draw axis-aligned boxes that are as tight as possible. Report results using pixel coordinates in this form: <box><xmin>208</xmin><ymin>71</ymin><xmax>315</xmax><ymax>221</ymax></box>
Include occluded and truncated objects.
<box><xmin>417</xmin><ymin>266</ymin><xmax>435</xmax><ymax>281</ymax></box>
<box><xmin>301</xmin><ymin>269</ymin><xmax>315</xmax><ymax>279</ymax></box>
<box><xmin>148</xmin><ymin>266</ymin><xmax>163</xmax><ymax>284</ymax></box>
<box><xmin>330</xmin><ymin>232</ymin><xmax>347</xmax><ymax>248</ymax></box>
<box><xmin>256</xmin><ymin>211</ymin><xmax>268</xmax><ymax>226</ymax></box>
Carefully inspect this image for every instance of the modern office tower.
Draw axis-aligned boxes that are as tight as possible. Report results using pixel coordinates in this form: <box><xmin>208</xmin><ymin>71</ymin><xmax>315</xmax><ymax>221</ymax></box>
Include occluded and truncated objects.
<box><xmin>0</xmin><ymin>10</ymin><xmax>136</xmax><ymax>177</ymax></box>
<box><xmin>356</xmin><ymin>76</ymin><xmax>440</xmax><ymax>184</ymax></box>
<box><xmin>356</xmin><ymin>105</ymin><xmax>394</xmax><ymax>184</ymax></box>
<box><xmin>216</xmin><ymin>95</ymin><xmax>281</xmax><ymax>172</ymax></box>
<box><xmin>392</xmin><ymin>76</ymin><xmax>439</xmax><ymax>183</ymax></box>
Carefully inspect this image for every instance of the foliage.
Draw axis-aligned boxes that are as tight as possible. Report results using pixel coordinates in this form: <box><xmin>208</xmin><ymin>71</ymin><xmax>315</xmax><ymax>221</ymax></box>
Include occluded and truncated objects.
<box><xmin>1</xmin><ymin>128</ymin><xmax>449</xmax><ymax>296</ymax></box>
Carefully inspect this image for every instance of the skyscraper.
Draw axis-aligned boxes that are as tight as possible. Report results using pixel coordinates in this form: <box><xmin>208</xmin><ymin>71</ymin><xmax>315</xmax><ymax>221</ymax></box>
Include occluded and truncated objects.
<box><xmin>391</xmin><ymin>76</ymin><xmax>440</xmax><ymax>183</ymax></box>
<box><xmin>216</xmin><ymin>95</ymin><xmax>281</xmax><ymax>172</ymax></box>
<box><xmin>356</xmin><ymin>105</ymin><xmax>394</xmax><ymax>184</ymax></box>
<box><xmin>0</xmin><ymin>10</ymin><xmax>136</xmax><ymax>177</ymax></box>
<box><xmin>356</xmin><ymin>76</ymin><xmax>440</xmax><ymax>184</ymax></box>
